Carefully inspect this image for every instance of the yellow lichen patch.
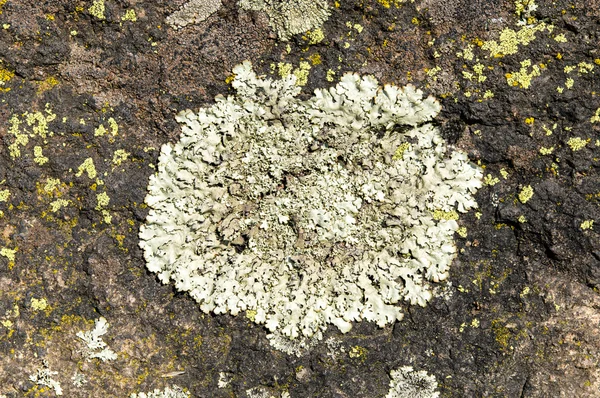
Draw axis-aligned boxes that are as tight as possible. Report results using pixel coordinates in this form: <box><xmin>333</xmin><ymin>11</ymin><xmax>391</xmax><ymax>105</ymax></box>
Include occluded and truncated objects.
<box><xmin>33</xmin><ymin>146</ymin><xmax>49</xmax><ymax>165</ymax></box>
<box><xmin>326</xmin><ymin>69</ymin><xmax>335</xmax><ymax>82</ymax></box>
<box><xmin>89</xmin><ymin>0</ymin><xmax>106</xmax><ymax>20</ymax></box>
<box><xmin>0</xmin><ymin>64</ymin><xmax>14</xmax><ymax>91</ymax></box>
<box><xmin>49</xmin><ymin>199</ymin><xmax>69</xmax><ymax>213</ymax></box>
<box><xmin>472</xmin><ymin>63</ymin><xmax>487</xmax><ymax>82</ymax></box>
<box><xmin>43</xmin><ymin>177</ymin><xmax>62</xmax><ymax>193</ymax></box>
<box><xmin>112</xmin><ymin>149</ymin><xmax>130</xmax><ymax>166</ymax></box>
<box><xmin>525</xmin><ymin>117</ymin><xmax>534</xmax><ymax>125</ymax></box>
<box><xmin>483</xmin><ymin>90</ymin><xmax>494</xmax><ymax>99</ymax></box>
<box><xmin>75</xmin><ymin>158</ymin><xmax>97</xmax><ymax>179</ymax></box>
<box><xmin>591</xmin><ymin>108</ymin><xmax>600</xmax><ymax>123</ymax></box>
<box><xmin>121</xmin><ymin>9</ymin><xmax>137</xmax><ymax>22</ymax></box>
<box><xmin>31</xmin><ymin>298</ymin><xmax>48</xmax><ymax>311</ymax></box>
<box><xmin>306</xmin><ymin>28</ymin><xmax>324</xmax><ymax>44</ymax></box>
<box><xmin>518</xmin><ymin>215</ymin><xmax>527</xmax><ymax>223</ymax></box>
<box><xmin>506</xmin><ymin>59</ymin><xmax>541</xmax><ymax>89</ymax></box>
<box><xmin>94</xmin><ymin>124</ymin><xmax>107</xmax><ymax>137</ymax></box>
<box><xmin>483</xmin><ymin>174</ymin><xmax>500</xmax><ymax>186</ymax></box>
<box><xmin>277</xmin><ymin>62</ymin><xmax>293</xmax><ymax>79</ymax></box>
<box><xmin>456</xmin><ymin>227</ymin><xmax>467</xmax><ymax>237</ymax></box>
<box><xmin>554</xmin><ymin>33</ymin><xmax>567</xmax><ymax>42</ymax></box>
<box><xmin>566</xmin><ymin>137</ymin><xmax>588</xmax><ymax>151</ymax></box>
<box><xmin>0</xmin><ymin>189</ymin><xmax>9</xmax><ymax>202</ymax></box>
<box><xmin>580</xmin><ymin>220</ymin><xmax>594</xmax><ymax>230</ymax></box>
<box><xmin>35</xmin><ymin>76</ymin><xmax>59</xmax><ymax>93</ymax></box>
<box><xmin>518</xmin><ymin>185</ymin><xmax>534</xmax><ymax>203</ymax></box>
<box><xmin>426</xmin><ymin>66</ymin><xmax>441</xmax><ymax>80</ymax></box>
<box><xmin>457</xmin><ymin>44</ymin><xmax>475</xmax><ymax>61</ymax></box>
<box><xmin>0</xmin><ymin>247</ymin><xmax>16</xmax><ymax>262</ymax></box>
<box><xmin>308</xmin><ymin>53</ymin><xmax>322</xmax><ymax>65</ymax></box>
<box><xmin>376</xmin><ymin>0</ymin><xmax>404</xmax><ymax>8</ymax></box>
<box><xmin>564</xmin><ymin>78</ymin><xmax>574</xmax><ymax>89</ymax></box>
<box><xmin>108</xmin><ymin>117</ymin><xmax>119</xmax><ymax>136</ymax></box>
<box><xmin>392</xmin><ymin>142</ymin><xmax>411</xmax><ymax>160</ymax></box>
<box><xmin>95</xmin><ymin>192</ymin><xmax>110</xmax><ymax>210</ymax></box>
<box><xmin>349</xmin><ymin>346</ymin><xmax>368</xmax><ymax>360</ymax></box>
<box><xmin>500</xmin><ymin>168</ymin><xmax>509</xmax><ymax>179</ymax></box>
<box><xmin>432</xmin><ymin>209</ymin><xmax>459</xmax><ymax>221</ymax></box>
<box><xmin>292</xmin><ymin>61</ymin><xmax>311</xmax><ymax>86</ymax></box>
<box><xmin>7</xmin><ymin>105</ymin><xmax>57</xmax><ymax>158</ymax></box>
<box><xmin>539</xmin><ymin>146</ymin><xmax>554</xmax><ymax>155</ymax></box>
<box><xmin>482</xmin><ymin>23</ymin><xmax>548</xmax><ymax>58</ymax></box>
<box><xmin>578</xmin><ymin>62</ymin><xmax>594</xmax><ymax>73</ymax></box>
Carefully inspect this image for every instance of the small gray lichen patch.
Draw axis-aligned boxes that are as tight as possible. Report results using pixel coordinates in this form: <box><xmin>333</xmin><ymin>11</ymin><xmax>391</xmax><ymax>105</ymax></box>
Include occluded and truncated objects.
<box><xmin>139</xmin><ymin>61</ymin><xmax>482</xmax><ymax>343</ymax></box>
<box><xmin>166</xmin><ymin>0</ymin><xmax>222</xmax><ymax>29</ymax></box>
<box><xmin>238</xmin><ymin>0</ymin><xmax>329</xmax><ymax>40</ymax></box>
<box><xmin>386</xmin><ymin>366</ymin><xmax>440</xmax><ymax>398</ymax></box>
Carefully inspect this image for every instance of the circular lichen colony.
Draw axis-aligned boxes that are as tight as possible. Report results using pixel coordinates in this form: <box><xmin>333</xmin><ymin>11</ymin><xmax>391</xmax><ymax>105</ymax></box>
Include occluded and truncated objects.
<box><xmin>139</xmin><ymin>61</ymin><xmax>482</xmax><ymax>340</ymax></box>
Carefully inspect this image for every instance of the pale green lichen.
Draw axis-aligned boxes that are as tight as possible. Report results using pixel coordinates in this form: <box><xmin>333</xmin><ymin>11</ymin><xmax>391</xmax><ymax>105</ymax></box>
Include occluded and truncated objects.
<box><xmin>518</xmin><ymin>185</ymin><xmax>534</xmax><ymax>203</ymax></box>
<box><xmin>386</xmin><ymin>366</ymin><xmax>440</xmax><ymax>398</ymax></box>
<box><xmin>167</xmin><ymin>0</ymin><xmax>222</xmax><ymax>29</ymax></box>
<box><xmin>539</xmin><ymin>146</ymin><xmax>554</xmax><ymax>155</ymax></box>
<box><xmin>292</xmin><ymin>61</ymin><xmax>311</xmax><ymax>86</ymax></box>
<box><xmin>7</xmin><ymin>104</ymin><xmax>56</xmax><ymax>158</ymax></box>
<box><xmin>139</xmin><ymin>61</ymin><xmax>482</xmax><ymax>345</ymax></box>
<box><xmin>239</xmin><ymin>0</ymin><xmax>330</xmax><ymax>41</ymax></box>
<box><xmin>580</xmin><ymin>220</ymin><xmax>594</xmax><ymax>230</ymax></box>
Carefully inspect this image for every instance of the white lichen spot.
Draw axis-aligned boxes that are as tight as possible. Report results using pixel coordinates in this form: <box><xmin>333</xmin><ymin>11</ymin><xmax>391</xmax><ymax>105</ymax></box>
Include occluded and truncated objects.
<box><xmin>129</xmin><ymin>385</ymin><xmax>190</xmax><ymax>398</ymax></box>
<box><xmin>29</xmin><ymin>361</ymin><xmax>63</xmax><ymax>396</ymax></box>
<box><xmin>139</xmin><ymin>61</ymin><xmax>482</xmax><ymax>347</ymax></box>
<box><xmin>386</xmin><ymin>366</ymin><xmax>440</xmax><ymax>398</ymax></box>
<box><xmin>76</xmin><ymin>317</ymin><xmax>117</xmax><ymax>362</ymax></box>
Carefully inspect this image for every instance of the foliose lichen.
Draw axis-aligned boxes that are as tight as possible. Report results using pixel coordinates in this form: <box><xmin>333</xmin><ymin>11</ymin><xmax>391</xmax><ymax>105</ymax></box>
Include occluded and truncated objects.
<box><xmin>385</xmin><ymin>366</ymin><xmax>440</xmax><ymax>398</ymax></box>
<box><xmin>139</xmin><ymin>61</ymin><xmax>482</xmax><ymax>343</ymax></box>
<box><xmin>238</xmin><ymin>0</ymin><xmax>330</xmax><ymax>41</ymax></box>
<box><xmin>166</xmin><ymin>0</ymin><xmax>222</xmax><ymax>29</ymax></box>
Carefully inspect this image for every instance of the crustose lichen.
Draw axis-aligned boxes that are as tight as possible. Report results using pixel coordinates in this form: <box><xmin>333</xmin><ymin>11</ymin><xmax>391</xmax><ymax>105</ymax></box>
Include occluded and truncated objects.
<box><xmin>139</xmin><ymin>61</ymin><xmax>482</xmax><ymax>344</ymax></box>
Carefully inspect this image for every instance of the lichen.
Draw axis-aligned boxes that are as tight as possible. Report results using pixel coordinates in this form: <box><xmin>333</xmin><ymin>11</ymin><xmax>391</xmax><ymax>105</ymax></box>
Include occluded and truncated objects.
<box><xmin>567</xmin><ymin>137</ymin><xmax>588</xmax><ymax>151</ymax></box>
<box><xmin>139</xmin><ymin>61</ymin><xmax>482</xmax><ymax>344</ymax></box>
<box><xmin>88</xmin><ymin>0</ymin><xmax>106</xmax><ymax>20</ymax></box>
<box><xmin>239</xmin><ymin>0</ymin><xmax>330</xmax><ymax>41</ymax></box>
<box><xmin>386</xmin><ymin>366</ymin><xmax>440</xmax><ymax>398</ymax></box>
<box><xmin>518</xmin><ymin>185</ymin><xmax>534</xmax><ymax>203</ymax></box>
<box><xmin>166</xmin><ymin>0</ymin><xmax>222</xmax><ymax>29</ymax></box>
<box><xmin>506</xmin><ymin>59</ymin><xmax>541</xmax><ymax>89</ymax></box>
<box><xmin>76</xmin><ymin>158</ymin><xmax>97</xmax><ymax>179</ymax></box>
